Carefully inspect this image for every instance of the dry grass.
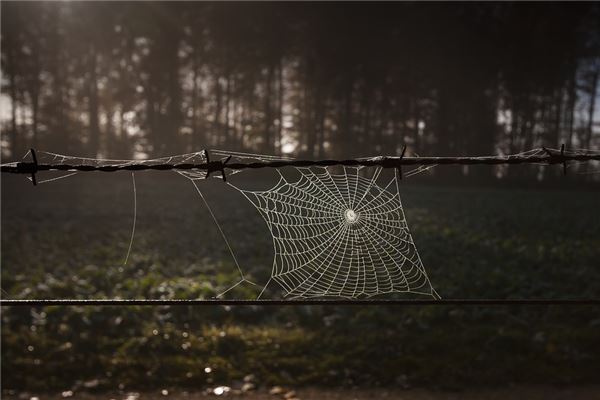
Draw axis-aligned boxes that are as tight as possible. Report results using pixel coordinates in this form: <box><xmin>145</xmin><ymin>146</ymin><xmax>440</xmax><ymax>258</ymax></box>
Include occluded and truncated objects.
<box><xmin>8</xmin><ymin>386</ymin><xmax>600</xmax><ymax>400</ymax></box>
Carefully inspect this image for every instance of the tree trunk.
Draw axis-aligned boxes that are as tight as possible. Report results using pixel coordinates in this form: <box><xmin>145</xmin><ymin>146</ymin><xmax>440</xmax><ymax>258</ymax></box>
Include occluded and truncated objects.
<box><xmin>30</xmin><ymin>89</ymin><xmax>39</xmax><ymax>149</ymax></box>
<box><xmin>8</xmin><ymin>60</ymin><xmax>19</xmax><ymax>158</ymax></box>
<box><xmin>213</xmin><ymin>76</ymin><xmax>222</xmax><ymax>148</ymax></box>
<box><xmin>509</xmin><ymin>100</ymin><xmax>519</xmax><ymax>154</ymax></box>
<box><xmin>146</xmin><ymin>86</ymin><xmax>158</xmax><ymax>155</ymax></box>
<box><xmin>584</xmin><ymin>66</ymin><xmax>598</xmax><ymax>149</ymax></box>
<box><xmin>362</xmin><ymin>95</ymin><xmax>372</xmax><ymax>155</ymax></box>
<box><xmin>6</xmin><ymin>30</ymin><xmax>19</xmax><ymax>158</ymax></box>
<box><xmin>264</xmin><ymin>63</ymin><xmax>274</xmax><ymax>153</ymax></box>
<box><xmin>277</xmin><ymin>59</ymin><xmax>284</xmax><ymax>155</ymax></box>
<box><xmin>316</xmin><ymin>96</ymin><xmax>326</xmax><ymax>159</ymax></box>
<box><xmin>26</xmin><ymin>38</ymin><xmax>41</xmax><ymax>150</ymax></box>
<box><xmin>50</xmin><ymin>5</ymin><xmax>69</xmax><ymax>153</ymax></box>
<box><xmin>377</xmin><ymin>88</ymin><xmax>389</xmax><ymax>155</ymax></box>
<box><xmin>341</xmin><ymin>75</ymin><xmax>354</xmax><ymax>157</ymax></box>
<box><xmin>88</xmin><ymin>46</ymin><xmax>101</xmax><ymax>157</ymax></box>
<box><xmin>166</xmin><ymin>48</ymin><xmax>182</xmax><ymax>154</ymax></box>
<box><xmin>191</xmin><ymin>51</ymin><xmax>200</xmax><ymax>151</ymax></box>
<box><xmin>224</xmin><ymin>72</ymin><xmax>232</xmax><ymax>148</ymax></box>
<box><xmin>3</xmin><ymin>3</ymin><xmax>20</xmax><ymax>158</ymax></box>
<box><xmin>553</xmin><ymin>88</ymin><xmax>563</xmax><ymax>147</ymax></box>
<box><xmin>412</xmin><ymin>98</ymin><xmax>421</xmax><ymax>155</ymax></box>
<box><xmin>565</xmin><ymin>67</ymin><xmax>577</xmax><ymax>149</ymax></box>
<box><xmin>303</xmin><ymin>61</ymin><xmax>315</xmax><ymax>157</ymax></box>
<box><xmin>583</xmin><ymin>66</ymin><xmax>598</xmax><ymax>177</ymax></box>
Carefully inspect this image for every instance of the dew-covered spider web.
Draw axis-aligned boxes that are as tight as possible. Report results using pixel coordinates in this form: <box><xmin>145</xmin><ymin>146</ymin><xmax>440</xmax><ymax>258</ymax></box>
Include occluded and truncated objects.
<box><xmin>231</xmin><ymin>166</ymin><xmax>439</xmax><ymax>299</ymax></box>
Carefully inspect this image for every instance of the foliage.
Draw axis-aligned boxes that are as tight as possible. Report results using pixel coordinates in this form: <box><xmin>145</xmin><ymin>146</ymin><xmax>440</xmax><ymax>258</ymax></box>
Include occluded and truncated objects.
<box><xmin>1</xmin><ymin>174</ymin><xmax>599</xmax><ymax>391</ymax></box>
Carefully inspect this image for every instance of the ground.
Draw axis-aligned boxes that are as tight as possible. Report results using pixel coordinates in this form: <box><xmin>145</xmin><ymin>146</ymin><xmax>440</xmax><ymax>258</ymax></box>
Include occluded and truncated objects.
<box><xmin>5</xmin><ymin>386</ymin><xmax>600</xmax><ymax>400</ymax></box>
<box><xmin>1</xmin><ymin>170</ymin><xmax>599</xmax><ymax>392</ymax></box>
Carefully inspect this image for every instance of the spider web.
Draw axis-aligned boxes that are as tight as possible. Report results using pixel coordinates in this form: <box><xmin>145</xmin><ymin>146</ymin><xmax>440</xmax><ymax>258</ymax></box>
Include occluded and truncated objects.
<box><xmin>232</xmin><ymin>166</ymin><xmax>440</xmax><ymax>299</ymax></box>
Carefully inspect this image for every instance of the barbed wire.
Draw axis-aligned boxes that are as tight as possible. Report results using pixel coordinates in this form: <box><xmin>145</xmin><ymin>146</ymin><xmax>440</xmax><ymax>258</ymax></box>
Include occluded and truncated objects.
<box><xmin>2</xmin><ymin>146</ymin><xmax>599</xmax><ymax>185</ymax></box>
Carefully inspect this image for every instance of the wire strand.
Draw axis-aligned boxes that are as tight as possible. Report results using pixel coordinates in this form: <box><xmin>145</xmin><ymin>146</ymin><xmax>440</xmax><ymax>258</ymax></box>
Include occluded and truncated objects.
<box><xmin>2</xmin><ymin>148</ymin><xmax>599</xmax><ymax>174</ymax></box>
<box><xmin>1</xmin><ymin>299</ymin><xmax>598</xmax><ymax>306</ymax></box>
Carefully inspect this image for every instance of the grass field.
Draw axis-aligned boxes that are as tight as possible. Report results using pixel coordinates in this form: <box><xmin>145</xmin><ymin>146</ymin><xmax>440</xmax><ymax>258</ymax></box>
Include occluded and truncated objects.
<box><xmin>1</xmin><ymin>171</ymin><xmax>599</xmax><ymax>395</ymax></box>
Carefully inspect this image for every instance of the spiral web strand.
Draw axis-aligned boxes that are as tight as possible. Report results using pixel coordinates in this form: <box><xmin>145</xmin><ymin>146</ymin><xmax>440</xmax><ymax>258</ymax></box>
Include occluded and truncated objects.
<box><xmin>234</xmin><ymin>166</ymin><xmax>439</xmax><ymax>299</ymax></box>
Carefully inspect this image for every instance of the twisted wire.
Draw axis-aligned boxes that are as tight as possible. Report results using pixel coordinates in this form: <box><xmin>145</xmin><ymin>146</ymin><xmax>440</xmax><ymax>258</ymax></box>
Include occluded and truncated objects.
<box><xmin>1</xmin><ymin>299</ymin><xmax>598</xmax><ymax>306</ymax></box>
<box><xmin>2</xmin><ymin>149</ymin><xmax>599</xmax><ymax>174</ymax></box>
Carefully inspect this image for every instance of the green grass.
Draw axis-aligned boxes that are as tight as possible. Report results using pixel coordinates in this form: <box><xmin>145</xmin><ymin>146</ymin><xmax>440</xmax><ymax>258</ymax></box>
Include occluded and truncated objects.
<box><xmin>1</xmin><ymin>172</ymin><xmax>599</xmax><ymax>391</ymax></box>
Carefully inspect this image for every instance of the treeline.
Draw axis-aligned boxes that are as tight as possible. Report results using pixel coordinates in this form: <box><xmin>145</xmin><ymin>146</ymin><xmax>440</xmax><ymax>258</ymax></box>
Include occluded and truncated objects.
<box><xmin>1</xmin><ymin>2</ymin><xmax>599</xmax><ymax>169</ymax></box>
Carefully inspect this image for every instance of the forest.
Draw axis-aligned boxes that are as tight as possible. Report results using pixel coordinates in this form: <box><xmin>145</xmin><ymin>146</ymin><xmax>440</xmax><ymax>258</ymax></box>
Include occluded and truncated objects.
<box><xmin>2</xmin><ymin>3</ymin><xmax>600</xmax><ymax>397</ymax></box>
<box><xmin>1</xmin><ymin>2</ymin><xmax>599</xmax><ymax>177</ymax></box>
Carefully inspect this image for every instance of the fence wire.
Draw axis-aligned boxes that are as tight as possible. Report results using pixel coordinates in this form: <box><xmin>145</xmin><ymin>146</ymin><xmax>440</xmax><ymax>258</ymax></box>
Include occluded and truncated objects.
<box><xmin>2</xmin><ymin>146</ymin><xmax>599</xmax><ymax>177</ymax></box>
<box><xmin>1</xmin><ymin>299</ymin><xmax>599</xmax><ymax>306</ymax></box>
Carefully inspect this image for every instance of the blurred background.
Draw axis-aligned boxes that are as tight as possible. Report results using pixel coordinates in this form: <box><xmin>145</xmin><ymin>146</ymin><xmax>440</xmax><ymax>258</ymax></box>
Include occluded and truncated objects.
<box><xmin>1</xmin><ymin>2</ymin><xmax>600</xmax><ymax>399</ymax></box>
<box><xmin>1</xmin><ymin>2</ymin><xmax>599</xmax><ymax>170</ymax></box>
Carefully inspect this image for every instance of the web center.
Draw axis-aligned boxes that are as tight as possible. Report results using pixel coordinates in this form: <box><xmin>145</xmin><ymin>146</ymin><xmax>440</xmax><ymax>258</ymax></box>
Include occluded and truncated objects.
<box><xmin>344</xmin><ymin>209</ymin><xmax>359</xmax><ymax>224</ymax></box>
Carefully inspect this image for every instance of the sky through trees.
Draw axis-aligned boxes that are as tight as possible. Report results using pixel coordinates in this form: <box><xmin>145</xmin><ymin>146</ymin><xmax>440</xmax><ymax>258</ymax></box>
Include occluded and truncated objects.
<box><xmin>1</xmin><ymin>2</ymin><xmax>599</xmax><ymax>181</ymax></box>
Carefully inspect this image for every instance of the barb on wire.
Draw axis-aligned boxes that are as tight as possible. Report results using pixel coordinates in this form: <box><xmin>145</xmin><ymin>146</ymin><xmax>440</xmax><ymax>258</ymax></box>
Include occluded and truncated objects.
<box><xmin>15</xmin><ymin>148</ymin><xmax>39</xmax><ymax>185</ymax></box>
<box><xmin>397</xmin><ymin>144</ymin><xmax>407</xmax><ymax>180</ymax></box>
<box><xmin>542</xmin><ymin>143</ymin><xmax>568</xmax><ymax>176</ymax></box>
<box><xmin>203</xmin><ymin>150</ymin><xmax>229</xmax><ymax>181</ymax></box>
